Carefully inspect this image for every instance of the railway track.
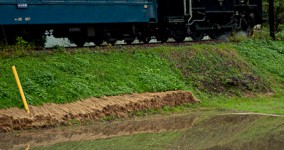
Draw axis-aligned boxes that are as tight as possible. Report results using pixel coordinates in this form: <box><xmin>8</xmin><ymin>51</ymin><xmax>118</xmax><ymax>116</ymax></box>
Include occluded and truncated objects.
<box><xmin>45</xmin><ymin>38</ymin><xmax>224</xmax><ymax>52</ymax></box>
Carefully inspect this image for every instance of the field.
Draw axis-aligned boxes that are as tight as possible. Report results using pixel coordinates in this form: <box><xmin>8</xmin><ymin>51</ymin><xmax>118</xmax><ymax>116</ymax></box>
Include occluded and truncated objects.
<box><xmin>0</xmin><ymin>39</ymin><xmax>283</xmax><ymax>149</ymax></box>
<box><xmin>30</xmin><ymin>112</ymin><xmax>283</xmax><ymax>150</ymax></box>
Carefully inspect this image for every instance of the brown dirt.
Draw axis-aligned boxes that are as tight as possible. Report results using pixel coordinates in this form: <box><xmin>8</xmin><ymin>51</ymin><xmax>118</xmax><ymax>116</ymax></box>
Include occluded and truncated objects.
<box><xmin>1</xmin><ymin>113</ymin><xmax>282</xmax><ymax>150</ymax></box>
<box><xmin>0</xmin><ymin>90</ymin><xmax>199</xmax><ymax>133</ymax></box>
<box><xmin>0</xmin><ymin>114</ymin><xmax>197</xmax><ymax>149</ymax></box>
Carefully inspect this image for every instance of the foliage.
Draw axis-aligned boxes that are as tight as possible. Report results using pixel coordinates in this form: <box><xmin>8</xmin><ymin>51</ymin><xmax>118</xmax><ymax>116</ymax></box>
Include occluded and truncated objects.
<box><xmin>0</xmin><ymin>37</ymin><xmax>35</xmax><ymax>58</ymax></box>
<box><xmin>275</xmin><ymin>0</ymin><xmax>284</xmax><ymax>32</ymax></box>
<box><xmin>0</xmin><ymin>39</ymin><xmax>283</xmax><ymax>114</ymax></box>
<box><xmin>263</xmin><ymin>0</ymin><xmax>284</xmax><ymax>37</ymax></box>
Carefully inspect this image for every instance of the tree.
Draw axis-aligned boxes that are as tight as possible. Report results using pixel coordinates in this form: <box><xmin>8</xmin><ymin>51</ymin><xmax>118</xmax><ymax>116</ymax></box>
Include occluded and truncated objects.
<box><xmin>269</xmin><ymin>0</ymin><xmax>275</xmax><ymax>40</ymax></box>
<box><xmin>275</xmin><ymin>0</ymin><xmax>284</xmax><ymax>32</ymax></box>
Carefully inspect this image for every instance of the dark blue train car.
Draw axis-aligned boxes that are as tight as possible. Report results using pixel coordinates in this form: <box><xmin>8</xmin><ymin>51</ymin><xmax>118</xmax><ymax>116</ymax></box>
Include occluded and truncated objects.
<box><xmin>0</xmin><ymin>0</ymin><xmax>263</xmax><ymax>46</ymax></box>
<box><xmin>0</xmin><ymin>0</ymin><xmax>158</xmax><ymax>46</ymax></box>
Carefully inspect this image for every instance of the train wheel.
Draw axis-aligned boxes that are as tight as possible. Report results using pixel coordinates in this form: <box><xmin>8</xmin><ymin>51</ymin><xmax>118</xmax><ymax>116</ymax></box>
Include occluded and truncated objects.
<box><xmin>173</xmin><ymin>36</ymin><xmax>185</xmax><ymax>43</ymax></box>
<box><xmin>157</xmin><ymin>37</ymin><xmax>168</xmax><ymax>43</ymax></box>
<box><xmin>242</xmin><ymin>26</ymin><xmax>253</xmax><ymax>37</ymax></box>
<box><xmin>93</xmin><ymin>39</ymin><xmax>103</xmax><ymax>46</ymax></box>
<box><xmin>140</xmin><ymin>37</ymin><xmax>151</xmax><ymax>44</ymax></box>
<box><xmin>208</xmin><ymin>32</ymin><xmax>220</xmax><ymax>40</ymax></box>
<box><xmin>69</xmin><ymin>36</ymin><xmax>85</xmax><ymax>47</ymax></box>
<box><xmin>28</xmin><ymin>33</ymin><xmax>46</xmax><ymax>48</ymax></box>
<box><xmin>108</xmin><ymin>39</ymin><xmax>117</xmax><ymax>46</ymax></box>
<box><xmin>73</xmin><ymin>39</ymin><xmax>85</xmax><ymax>47</ymax></box>
<box><xmin>241</xmin><ymin>13</ymin><xmax>255</xmax><ymax>37</ymax></box>
<box><xmin>191</xmin><ymin>32</ymin><xmax>203</xmax><ymax>41</ymax></box>
<box><xmin>124</xmin><ymin>39</ymin><xmax>134</xmax><ymax>45</ymax></box>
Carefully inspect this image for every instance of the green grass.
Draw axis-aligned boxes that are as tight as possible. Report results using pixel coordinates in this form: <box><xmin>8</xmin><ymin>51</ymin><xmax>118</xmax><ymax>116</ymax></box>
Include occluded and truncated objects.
<box><xmin>157</xmin><ymin>43</ymin><xmax>271</xmax><ymax>95</ymax></box>
<box><xmin>0</xmin><ymin>39</ymin><xmax>283</xmax><ymax>116</ymax></box>
<box><xmin>200</xmin><ymin>96</ymin><xmax>284</xmax><ymax>115</ymax></box>
<box><xmin>0</xmin><ymin>50</ymin><xmax>185</xmax><ymax>108</ymax></box>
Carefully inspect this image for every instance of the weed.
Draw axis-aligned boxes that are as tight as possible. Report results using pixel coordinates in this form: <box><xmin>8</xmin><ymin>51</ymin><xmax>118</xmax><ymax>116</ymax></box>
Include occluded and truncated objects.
<box><xmin>0</xmin><ymin>37</ymin><xmax>35</xmax><ymax>58</ymax></box>
<box><xmin>69</xmin><ymin>119</ymin><xmax>81</xmax><ymax>125</ymax></box>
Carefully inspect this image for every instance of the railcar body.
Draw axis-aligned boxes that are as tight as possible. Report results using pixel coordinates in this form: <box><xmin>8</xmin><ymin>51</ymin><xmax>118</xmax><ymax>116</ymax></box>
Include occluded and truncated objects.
<box><xmin>0</xmin><ymin>0</ymin><xmax>158</xmax><ymax>46</ymax></box>
<box><xmin>0</xmin><ymin>0</ymin><xmax>263</xmax><ymax>46</ymax></box>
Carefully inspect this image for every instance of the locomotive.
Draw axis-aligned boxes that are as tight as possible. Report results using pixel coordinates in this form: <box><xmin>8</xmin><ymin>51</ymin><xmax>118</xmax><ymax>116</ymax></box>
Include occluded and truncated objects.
<box><xmin>0</xmin><ymin>0</ymin><xmax>263</xmax><ymax>47</ymax></box>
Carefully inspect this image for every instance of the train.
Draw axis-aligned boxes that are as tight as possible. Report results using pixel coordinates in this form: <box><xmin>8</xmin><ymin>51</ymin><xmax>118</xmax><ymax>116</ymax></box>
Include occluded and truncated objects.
<box><xmin>0</xmin><ymin>0</ymin><xmax>263</xmax><ymax>47</ymax></box>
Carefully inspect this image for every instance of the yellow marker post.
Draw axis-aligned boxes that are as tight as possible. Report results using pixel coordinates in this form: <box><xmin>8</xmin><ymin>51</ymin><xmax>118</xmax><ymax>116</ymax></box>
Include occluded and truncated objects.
<box><xmin>12</xmin><ymin>66</ymin><xmax>30</xmax><ymax>113</ymax></box>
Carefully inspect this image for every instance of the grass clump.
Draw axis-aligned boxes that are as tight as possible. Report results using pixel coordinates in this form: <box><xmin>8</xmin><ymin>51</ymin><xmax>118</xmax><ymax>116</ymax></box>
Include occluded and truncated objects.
<box><xmin>0</xmin><ymin>37</ymin><xmax>36</xmax><ymax>58</ymax></box>
<box><xmin>159</xmin><ymin>44</ymin><xmax>271</xmax><ymax>96</ymax></box>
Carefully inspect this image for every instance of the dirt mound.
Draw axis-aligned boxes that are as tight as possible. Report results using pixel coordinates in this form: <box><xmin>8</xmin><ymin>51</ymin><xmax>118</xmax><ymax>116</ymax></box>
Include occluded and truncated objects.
<box><xmin>0</xmin><ymin>90</ymin><xmax>198</xmax><ymax>132</ymax></box>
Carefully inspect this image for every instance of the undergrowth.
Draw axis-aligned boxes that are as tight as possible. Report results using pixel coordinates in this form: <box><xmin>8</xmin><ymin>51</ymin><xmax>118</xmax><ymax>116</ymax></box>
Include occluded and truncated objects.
<box><xmin>158</xmin><ymin>44</ymin><xmax>271</xmax><ymax>96</ymax></box>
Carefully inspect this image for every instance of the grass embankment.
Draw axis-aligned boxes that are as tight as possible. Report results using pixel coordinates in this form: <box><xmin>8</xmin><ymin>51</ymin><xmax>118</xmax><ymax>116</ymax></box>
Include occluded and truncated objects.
<box><xmin>0</xmin><ymin>39</ymin><xmax>283</xmax><ymax>115</ymax></box>
<box><xmin>198</xmin><ymin>40</ymin><xmax>284</xmax><ymax>114</ymax></box>
<box><xmin>0</xmin><ymin>50</ymin><xmax>185</xmax><ymax>108</ymax></box>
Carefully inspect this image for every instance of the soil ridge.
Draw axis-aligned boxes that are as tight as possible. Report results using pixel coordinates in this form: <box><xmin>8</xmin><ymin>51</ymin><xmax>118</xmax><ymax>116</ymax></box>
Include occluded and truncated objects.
<box><xmin>0</xmin><ymin>90</ymin><xmax>199</xmax><ymax>132</ymax></box>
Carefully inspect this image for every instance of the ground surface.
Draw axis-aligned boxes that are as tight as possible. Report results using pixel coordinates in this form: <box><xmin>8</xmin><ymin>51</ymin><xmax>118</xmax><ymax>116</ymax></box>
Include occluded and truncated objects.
<box><xmin>0</xmin><ymin>90</ymin><xmax>198</xmax><ymax>132</ymax></box>
<box><xmin>0</xmin><ymin>39</ymin><xmax>283</xmax><ymax>149</ymax></box>
<box><xmin>1</xmin><ymin>112</ymin><xmax>283</xmax><ymax>150</ymax></box>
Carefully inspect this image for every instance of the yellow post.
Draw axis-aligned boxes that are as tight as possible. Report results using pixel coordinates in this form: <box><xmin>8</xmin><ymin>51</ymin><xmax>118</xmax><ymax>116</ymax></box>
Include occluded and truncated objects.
<box><xmin>12</xmin><ymin>66</ymin><xmax>30</xmax><ymax>113</ymax></box>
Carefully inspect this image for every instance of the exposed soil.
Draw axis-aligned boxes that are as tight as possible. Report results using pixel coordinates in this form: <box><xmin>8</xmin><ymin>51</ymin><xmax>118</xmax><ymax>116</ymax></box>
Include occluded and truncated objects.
<box><xmin>0</xmin><ymin>114</ymin><xmax>198</xmax><ymax>150</ymax></box>
<box><xmin>0</xmin><ymin>90</ymin><xmax>199</xmax><ymax>133</ymax></box>
<box><xmin>1</xmin><ymin>113</ymin><xmax>283</xmax><ymax>150</ymax></box>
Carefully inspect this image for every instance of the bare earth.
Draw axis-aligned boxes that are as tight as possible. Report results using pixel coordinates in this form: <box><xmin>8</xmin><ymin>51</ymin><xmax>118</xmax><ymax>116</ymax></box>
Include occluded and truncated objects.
<box><xmin>1</xmin><ymin>114</ymin><xmax>198</xmax><ymax>149</ymax></box>
<box><xmin>0</xmin><ymin>90</ymin><xmax>199</xmax><ymax>132</ymax></box>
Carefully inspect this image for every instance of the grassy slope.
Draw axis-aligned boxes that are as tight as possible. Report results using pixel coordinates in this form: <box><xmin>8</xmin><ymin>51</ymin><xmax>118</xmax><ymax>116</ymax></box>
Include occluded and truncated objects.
<box><xmin>0</xmin><ymin>50</ymin><xmax>185</xmax><ymax>108</ymax></box>
<box><xmin>199</xmin><ymin>40</ymin><xmax>284</xmax><ymax>115</ymax></box>
<box><xmin>0</xmin><ymin>39</ymin><xmax>283</xmax><ymax>115</ymax></box>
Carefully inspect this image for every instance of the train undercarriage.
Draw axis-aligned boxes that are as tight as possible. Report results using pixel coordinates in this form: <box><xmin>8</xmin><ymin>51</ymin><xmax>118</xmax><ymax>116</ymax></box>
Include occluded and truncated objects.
<box><xmin>0</xmin><ymin>15</ymin><xmax>256</xmax><ymax>47</ymax></box>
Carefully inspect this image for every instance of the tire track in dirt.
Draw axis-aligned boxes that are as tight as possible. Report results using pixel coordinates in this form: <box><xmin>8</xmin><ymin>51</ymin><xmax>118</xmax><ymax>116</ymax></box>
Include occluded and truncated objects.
<box><xmin>0</xmin><ymin>90</ymin><xmax>199</xmax><ymax>132</ymax></box>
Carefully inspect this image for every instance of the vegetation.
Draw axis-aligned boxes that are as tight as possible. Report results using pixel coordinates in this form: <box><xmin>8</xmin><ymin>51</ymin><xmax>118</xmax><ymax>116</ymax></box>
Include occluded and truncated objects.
<box><xmin>0</xmin><ymin>39</ymin><xmax>283</xmax><ymax>115</ymax></box>
<box><xmin>158</xmin><ymin>44</ymin><xmax>270</xmax><ymax>95</ymax></box>
<box><xmin>275</xmin><ymin>0</ymin><xmax>284</xmax><ymax>32</ymax></box>
<box><xmin>0</xmin><ymin>49</ymin><xmax>185</xmax><ymax>108</ymax></box>
<box><xmin>1</xmin><ymin>38</ymin><xmax>283</xmax><ymax>149</ymax></box>
<box><xmin>262</xmin><ymin>0</ymin><xmax>284</xmax><ymax>40</ymax></box>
